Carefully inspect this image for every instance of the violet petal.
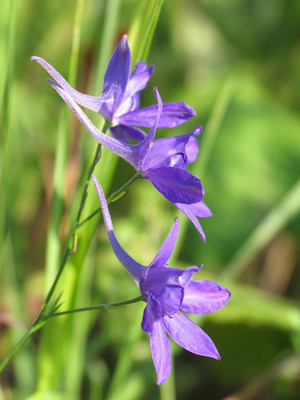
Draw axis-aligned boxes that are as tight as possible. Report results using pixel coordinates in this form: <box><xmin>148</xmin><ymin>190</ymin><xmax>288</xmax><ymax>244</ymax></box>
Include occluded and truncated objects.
<box><xmin>116</xmin><ymin>102</ymin><xmax>196</xmax><ymax>128</ymax></box>
<box><xmin>140</xmin><ymin>265</ymin><xmax>199</xmax><ymax>297</ymax></box>
<box><xmin>145</xmin><ymin>167</ymin><xmax>204</xmax><ymax>204</ymax></box>
<box><xmin>149</xmin><ymin>217</ymin><xmax>179</xmax><ymax>268</ymax></box>
<box><xmin>148</xmin><ymin>286</ymin><xmax>184</xmax><ymax>319</ymax></box>
<box><xmin>101</xmin><ymin>35</ymin><xmax>131</xmax><ymax>115</ymax></box>
<box><xmin>175</xmin><ymin>201</ymin><xmax>212</xmax><ymax>241</ymax></box>
<box><xmin>163</xmin><ymin>312</ymin><xmax>220</xmax><ymax>359</ymax></box>
<box><xmin>181</xmin><ymin>280</ymin><xmax>231</xmax><ymax>315</ymax></box>
<box><xmin>142</xmin><ymin>130</ymin><xmax>200</xmax><ymax>171</ymax></box>
<box><xmin>149</xmin><ymin>319</ymin><xmax>172</xmax><ymax>385</ymax></box>
<box><xmin>141</xmin><ymin>304</ymin><xmax>153</xmax><ymax>333</ymax></box>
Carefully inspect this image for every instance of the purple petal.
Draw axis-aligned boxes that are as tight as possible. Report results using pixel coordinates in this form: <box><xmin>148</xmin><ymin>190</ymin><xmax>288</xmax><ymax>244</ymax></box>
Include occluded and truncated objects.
<box><xmin>31</xmin><ymin>56</ymin><xmax>103</xmax><ymax>112</ymax></box>
<box><xmin>142</xmin><ymin>130</ymin><xmax>200</xmax><ymax>171</ymax></box>
<box><xmin>110</xmin><ymin>125</ymin><xmax>147</xmax><ymax>144</ymax></box>
<box><xmin>115</xmin><ymin>62</ymin><xmax>154</xmax><ymax>116</ymax></box>
<box><xmin>186</xmin><ymin>127</ymin><xmax>202</xmax><ymax>164</ymax></box>
<box><xmin>181</xmin><ymin>280</ymin><xmax>231</xmax><ymax>315</ymax></box>
<box><xmin>145</xmin><ymin>167</ymin><xmax>204</xmax><ymax>204</ymax></box>
<box><xmin>116</xmin><ymin>102</ymin><xmax>196</xmax><ymax>128</ymax></box>
<box><xmin>149</xmin><ymin>218</ymin><xmax>179</xmax><ymax>268</ymax></box>
<box><xmin>126</xmin><ymin>62</ymin><xmax>154</xmax><ymax>99</ymax></box>
<box><xmin>148</xmin><ymin>287</ymin><xmax>184</xmax><ymax>319</ymax></box>
<box><xmin>133</xmin><ymin>88</ymin><xmax>162</xmax><ymax>167</ymax></box>
<box><xmin>175</xmin><ymin>201</ymin><xmax>212</xmax><ymax>241</ymax></box>
<box><xmin>101</xmin><ymin>35</ymin><xmax>131</xmax><ymax>115</ymax></box>
<box><xmin>141</xmin><ymin>304</ymin><xmax>153</xmax><ymax>333</ymax></box>
<box><xmin>140</xmin><ymin>265</ymin><xmax>200</xmax><ymax>297</ymax></box>
<box><xmin>149</xmin><ymin>319</ymin><xmax>172</xmax><ymax>385</ymax></box>
<box><xmin>163</xmin><ymin>312</ymin><xmax>220</xmax><ymax>359</ymax></box>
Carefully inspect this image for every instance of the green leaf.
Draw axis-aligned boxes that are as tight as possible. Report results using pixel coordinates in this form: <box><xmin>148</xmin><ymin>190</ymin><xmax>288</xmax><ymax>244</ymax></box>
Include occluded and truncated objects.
<box><xmin>128</xmin><ymin>0</ymin><xmax>164</xmax><ymax>65</ymax></box>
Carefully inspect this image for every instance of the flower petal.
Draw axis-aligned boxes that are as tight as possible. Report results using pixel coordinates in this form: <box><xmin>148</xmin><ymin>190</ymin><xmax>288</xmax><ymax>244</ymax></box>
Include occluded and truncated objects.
<box><xmin>163</xmin><ymin>312</ymin><xmax>220</xmax><ymax>359</ymax></box>
<box><xmin>141</xmin><ymin>304</ymin><xmax>153</xmax><ymax>333</ymax></box>
<box><xmin>115</xmin><ymin>61</ymin><xmax>154</xmax><ymax>116</ymax></box>
<box><xmin>126</xmin><ymin>62</ymin><xmax>154</xmax><ymax>99</ymax></box>
<box><xmin>100</xmin><ymin>35</ymin><xmax>131</xmax><ymax>116</ymax></box>
<box><xmin>116</xmin><ymin>102</ymin><xmax>196</xmax><ymax>128</ymax></box>
<box><xmin>140</xmin><ymin>265</ymin><xmax>200</xmax><ymax>297</ymax></box>
<box><xmin>148</xmin><ymin>286</ymin><xmax>184</xmax><ymax>319</ymax></box>
<box><xmin>175</xmin><ymin>201</ymin><xmax>212</xmax><ymax>241</ymax></box>
<box><xmin>149</xmin><ymin>319</ymin><xmax>172</xmax><ymax>385</ymax></box>
<box><xmin>136</xmin><ymin>87</ymin><xmax>162</xmax><ymax>161</ymax></box>
<box><xmin>181</xmin><ymin>280</ymin><xmax>231</xmax><ymax>315</ymax></box>
<box><xmin>149</xmin><ymin>218</ymin><xmax>179</xmax><ymax>268</ymax></box>
<box><xmin>142</xmin><ymin>129</ymin><xmax>200</xmax><ymax>170</ymax></box>
<box><xmin>31</xmin><ymin>56</ymin><xmax>103</xmax><ymax>112</ymax></box>
<box><xmin>186</xmin><ymin>128</ymin><xmax>202</xmax><ymax>164</ymax></box>
<box><xmin>145</xmin><ymin>167</ymin><xmax>204</xmax><ymax>204</ymax></box>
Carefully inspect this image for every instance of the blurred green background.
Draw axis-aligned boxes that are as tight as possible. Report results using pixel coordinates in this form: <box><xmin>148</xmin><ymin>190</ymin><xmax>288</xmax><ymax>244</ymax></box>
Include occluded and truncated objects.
<box><xmin>1</xmin><ymin>0</ymin><xmax>300</xmax><ymax>399</ymax></box>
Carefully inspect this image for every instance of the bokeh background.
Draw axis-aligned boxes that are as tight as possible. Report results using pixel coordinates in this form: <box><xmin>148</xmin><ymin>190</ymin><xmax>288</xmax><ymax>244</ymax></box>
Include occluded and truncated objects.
<box><xmin>1</xmin><ymin>0</ymin><xmax>300</xmax><ymax>399</ymax></box>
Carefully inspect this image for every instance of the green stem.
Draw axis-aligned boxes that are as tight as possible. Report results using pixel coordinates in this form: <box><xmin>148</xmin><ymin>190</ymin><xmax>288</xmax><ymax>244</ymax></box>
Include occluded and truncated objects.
<box><xmin>48</xmin><ymin>296</ymin><xmax>145</xmax><ymax>318</ymax></box>
<box><xmin>76</xmin><ymin>172</ymin><xmax>142</xmax><ymax>230</ymax></box>
<box><xmin>0</xmin><ymin>317</ymin><xmax>45</xmax><ymax>373</ymax></box>
<box><xmin>43</xmin><ymin>120</ymin><xmax>110</xmax><ymax>307</ymax></box>
<box><xmin>0</xmin><ymin>294</ymin><xmax>145</xmax><ymax>373</ymax></box>
<box><xmin>0</xmin><ymin>133</ymin><xmax>142</xmax><ymax>373</ymax></box>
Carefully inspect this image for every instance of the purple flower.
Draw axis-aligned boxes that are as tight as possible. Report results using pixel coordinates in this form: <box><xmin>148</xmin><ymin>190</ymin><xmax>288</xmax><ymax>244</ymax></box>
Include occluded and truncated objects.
<box><xmin>92</xmin><ymin>176</ymin><xmax>230</xmax><ymax>385</ymax></box>
<box><xmin>31</xmin><ymin>35</ymin><xmax>196</xmax><ymax>143</ymax></box>
<box><xmin>37</xmin><ymin>75</ymin><xmax>210</xmax><ymax>239</ymax></box>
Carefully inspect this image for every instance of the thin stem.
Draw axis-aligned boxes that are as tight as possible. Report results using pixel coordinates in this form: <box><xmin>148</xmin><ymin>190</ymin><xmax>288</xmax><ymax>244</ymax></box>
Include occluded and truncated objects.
<box><xmin>42</xmin><ymin>120</ymin><xmax>110</xmax><ymax>311</ymax></box>
<box><xmin>76</xmin><ymin>172</ymin><xmax>142</xmax><ymax>230</ymax></box>
<box><xmin>0</xmin><ymin>294</ymin><xmax>145</xmax><ymax>372</ymax></box>
<box><xmin>0</xmin><ymin>317</ymin><xmax>45</xmax><ymax>373</ymax></box>
<box><xmin>48</xmin><ymin>296</ymin><xmax>145</xmax><ymax>318</ymax></box>
<box><xmin>0</xmin><ymin>137</ymin><xmax>141</xmax><ymax>372</ymax></box>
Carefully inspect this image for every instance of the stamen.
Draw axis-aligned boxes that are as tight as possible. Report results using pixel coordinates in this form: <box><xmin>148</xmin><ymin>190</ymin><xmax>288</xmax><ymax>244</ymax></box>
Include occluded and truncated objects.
<box><xmin>178</xmin><ymin>310</ymin><xmax>182</xmax><ymax>315</ymax></box>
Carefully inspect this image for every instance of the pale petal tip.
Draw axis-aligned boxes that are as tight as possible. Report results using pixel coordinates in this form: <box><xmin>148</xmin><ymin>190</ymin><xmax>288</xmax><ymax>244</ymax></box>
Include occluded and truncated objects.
<box><xmin>157</xmin><ymin>376</ymin><xmax>168</xmax><ymax>385</ymax></box>
<box><xmin>193</xmin><ymin>126</ymin><xmax>202</xmax><ymax>136</ymax></box>
<box><xmin>121</xmin><ymin>34</ymin><xmax>128</xmax><ymax>50</ymax></box>
<box><xmin>153</xmin><ymin>87</ymin><xmax>162</xmax><ymax>106</ymax></box>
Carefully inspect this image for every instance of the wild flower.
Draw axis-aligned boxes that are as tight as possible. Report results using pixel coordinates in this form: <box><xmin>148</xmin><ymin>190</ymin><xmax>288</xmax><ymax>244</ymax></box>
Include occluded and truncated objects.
<box><xmin>32</xmin><ymin>35</ymin><xmax>195</xmax><ymax>143</ymax></box>
<box><xmin>92</xmin><ymin>176</ymin><xmax>230</xmax><ymax>384</ymax></box>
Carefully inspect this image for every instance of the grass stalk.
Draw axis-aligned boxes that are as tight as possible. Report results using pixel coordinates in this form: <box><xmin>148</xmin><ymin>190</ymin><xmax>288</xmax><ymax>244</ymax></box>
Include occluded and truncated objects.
<box><xmin>220</xmin><ymin>178</ymin><xmax>300</xmax><ymax>282</ymax></box>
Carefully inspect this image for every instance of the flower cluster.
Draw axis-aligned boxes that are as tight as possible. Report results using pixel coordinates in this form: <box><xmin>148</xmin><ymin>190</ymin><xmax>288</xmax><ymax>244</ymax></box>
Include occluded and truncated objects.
<box><xmin>33</xmin><ymin>35</ymin><xmax>230</xmax><ymax>384</ymax></box>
